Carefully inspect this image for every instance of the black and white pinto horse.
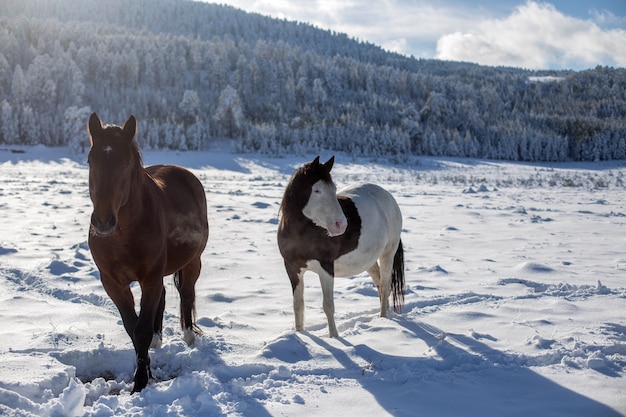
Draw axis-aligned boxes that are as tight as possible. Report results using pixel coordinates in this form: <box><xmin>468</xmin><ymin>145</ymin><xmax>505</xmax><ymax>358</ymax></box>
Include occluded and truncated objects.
<box><xmin>277</xmin><ymin>156</ymin><xmax>405</xmax><ymax>337</ymax></box>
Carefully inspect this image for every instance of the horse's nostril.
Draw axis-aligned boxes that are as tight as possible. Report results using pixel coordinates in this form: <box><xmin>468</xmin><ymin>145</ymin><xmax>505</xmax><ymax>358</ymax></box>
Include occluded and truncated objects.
<box><xmin>106</xmin><ymin>214</ymin><xmax>116</xmax><ymax>228</ymax></box>
<box><xmin>91</xmin><ymin>212</ymin><xmax>117</xmax><ymax>235</ymax></box>
<box><xmin>329</xmin><ymin>219</ymin><xmax>347</xmax><ymax>236</ymax></box>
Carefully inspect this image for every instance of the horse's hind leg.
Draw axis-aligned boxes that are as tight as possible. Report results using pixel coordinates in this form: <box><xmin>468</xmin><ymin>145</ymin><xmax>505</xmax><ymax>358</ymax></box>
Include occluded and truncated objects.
<box><xmin>367</xmin><ymin>262</ymin><xmax>382</xmax><ymax>292</ymax></box>
<box><xmin>377</xmin><ymin>243</ymin><xmax>399</xmax><ymax>318</ymax></box>
<box><xmin>376</xmin><ymin>240</ymin><xmax>400</xmax><ymax>317</ymax></box>
<box><xmin>150</xmin><ymin>285</ymin><xmax>166</xmax><ymax>349</ymax></box>
<box><xmin>377</xmin><ymin>259</ymin><xmax>391</xmax><ymax>317</ymax></box>
<box><xmin>175</xmin><ymin>257</ymin><xmax>202</xmax><ymax>345</ymax></box>
<box><xmin>368</xmin><ymin>261</ymin><xmax>391</xmax><ymax>316</ymax></box>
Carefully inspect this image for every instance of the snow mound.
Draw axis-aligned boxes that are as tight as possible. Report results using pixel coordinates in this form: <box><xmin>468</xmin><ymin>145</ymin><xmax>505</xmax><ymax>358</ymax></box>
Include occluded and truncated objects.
<box><xmin>513</xmin><ymin>261</ymin><xmax>555</xmax><ymax>274</ymax></box>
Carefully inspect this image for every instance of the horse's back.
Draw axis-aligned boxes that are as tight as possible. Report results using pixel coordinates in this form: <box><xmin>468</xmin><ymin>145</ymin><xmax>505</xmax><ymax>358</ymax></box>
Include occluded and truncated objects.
<box><xmin>147</xmin><ymin>165</ymin><xmax>208</xmax><ymax>268</ymax></box>
<box><xmin>338</xmin><ymin>183</ymin><xmax>401</xmax><ymax>233</ymax></box>
<box><xmin>334</xmin><ymin>183</ymin><xmax>401</xmax><ymax>276</ymax></box>
<box><xmin>147</xmin><ymin>165</ymin><xmax>207</xmax><ymax>212</ymax></box>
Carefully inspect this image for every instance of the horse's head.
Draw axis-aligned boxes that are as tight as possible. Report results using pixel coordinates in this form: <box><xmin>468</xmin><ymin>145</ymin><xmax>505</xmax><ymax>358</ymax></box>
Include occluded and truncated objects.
<box><xmin>87</xmin><ymin>113</ymin><xmax>140</xmax><ymax>237</ymax></box>
<box><xmin>283</xmin><ymin>156</ymin><xmax>348</xmax><ymax>237</ymax></box>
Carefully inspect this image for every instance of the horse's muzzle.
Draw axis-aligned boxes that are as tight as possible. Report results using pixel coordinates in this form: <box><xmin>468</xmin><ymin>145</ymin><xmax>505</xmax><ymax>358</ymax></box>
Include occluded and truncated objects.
<box><xmin>327</xmin><ymin>218</ymin><xmax>348</xmax><ymax>237</ymax></box>
<box><xmin>90</xmin><ymin>212</ymin><xmax>116</xmax><ymax>236</ymax></box>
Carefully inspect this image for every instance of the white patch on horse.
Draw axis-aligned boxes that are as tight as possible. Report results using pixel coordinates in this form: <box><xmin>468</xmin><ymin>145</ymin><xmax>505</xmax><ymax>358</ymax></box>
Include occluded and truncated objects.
<box><xmin>302</xmin><ymin>179</ymin><xmax>347</xmax><ymax>237</ymax></box>
<box><xmin>103</xmin><ymin>145</ymin><xmax>113</xmax><ymax>154</ymax></box>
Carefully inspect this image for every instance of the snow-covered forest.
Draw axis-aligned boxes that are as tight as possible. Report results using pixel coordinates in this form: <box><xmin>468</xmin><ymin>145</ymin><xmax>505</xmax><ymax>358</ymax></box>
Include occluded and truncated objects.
<box><xmin>1</xmin><ymin>0</ymin><xmax>625</xmax><ymax>161</ymax></box>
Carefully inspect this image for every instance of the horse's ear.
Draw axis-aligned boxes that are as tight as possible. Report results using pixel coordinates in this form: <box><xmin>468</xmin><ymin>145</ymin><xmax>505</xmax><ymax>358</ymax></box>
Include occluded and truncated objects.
<box><xmin>122</xmin><ymin>115</ymin><xmax>137</xmax><ymax>140</ymax></box>
<box><xmin>88</xmin><ymin>112</ymin><xmax>102</xmax><ymax>140</ymax></box>
<box><xmin>323</xmin><ymin>156</ymin><xmax>335</xmax><ymax>172</ymax></box>
<box><xmin>312</xmin><ymin>156</ymin><xmax>320</xmax><ymax>166</ymax></box>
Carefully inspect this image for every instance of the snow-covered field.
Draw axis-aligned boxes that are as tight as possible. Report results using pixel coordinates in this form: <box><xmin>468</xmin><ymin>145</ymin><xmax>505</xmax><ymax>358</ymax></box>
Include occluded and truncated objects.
<box><xmin>0</xmin><ymin>144</ymin><xmax>624</xmax><ymax>416</ymax></box>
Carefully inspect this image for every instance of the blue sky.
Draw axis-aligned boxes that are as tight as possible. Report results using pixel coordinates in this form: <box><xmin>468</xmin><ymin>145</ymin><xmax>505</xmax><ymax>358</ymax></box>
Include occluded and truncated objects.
<box><xmin>204</xmin><ymin>0</ymin><xmax>626</xmax><ymax>70</ymax></box>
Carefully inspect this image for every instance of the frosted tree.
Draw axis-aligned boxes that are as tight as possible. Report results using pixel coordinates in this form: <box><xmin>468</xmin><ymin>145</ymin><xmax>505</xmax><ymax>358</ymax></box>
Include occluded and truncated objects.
<box><xmin>0</xmin><ymin>100</ymin><xmax>17</xmax><ymax>144</ymax></box>
<box><xmin>19</xmin><ymin>105</ymin><xmax>38</xmax><ymax>145</ymax></box>
<box><xmin>64</xmin><ymin>106</ymin><xmax>92</xmax><ymax>153</ymax></box>
<box><xmin>214</xmin><ymin>85</ymin><xmax>245</xmax><ymax>139</ymax></box>
<box><xmin>312</xmin><ymin>78</ymin><xmax>327</xmax><ymax>111</ymax></box>
<box><xmin>0</xmin><ymin>53</ymin><xmax>10</xmax><ymax>97</ymax></box>
<box><xmin>10</xmin><ymin>65</ymin><xmax>27</xmax><ymax>105</ymax></box>
<box><xmin>174</xmin><ymin>123</ymin><xmax>187</xmax><ymax>151</ymax></box>
<box><xmin>178</xmin><ymin>90</ymin><xmax>200</xmax><ymax>125</ymax></box>
<box><xmin>185</xmin><ymin>117</ymin><xmax>208</xmax><ymax>150</ymax></box>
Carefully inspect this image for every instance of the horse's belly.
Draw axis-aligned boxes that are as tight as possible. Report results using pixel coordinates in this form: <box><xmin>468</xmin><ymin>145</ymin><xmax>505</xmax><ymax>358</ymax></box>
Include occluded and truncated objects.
<box><xmin>167</xmin><ymin>213</ymin><xmax>208</xmax><ymax>248</ymax></box>
<box><xmin>333</xmin><ymin>243</ymin><xmax>383</xmax><ymax>277</ymax></box>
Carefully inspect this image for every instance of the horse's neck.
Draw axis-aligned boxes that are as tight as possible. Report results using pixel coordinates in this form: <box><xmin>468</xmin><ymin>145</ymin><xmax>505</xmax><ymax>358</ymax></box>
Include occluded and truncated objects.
<box><xmin>122</xmin><ymin>170</ymin><xmax>154</xmax><ymax>217</ymax></box>
<box><xmin>281</xmin><ymin>206</ymin><xmax>315</xmax><ymax>234</ymax></box>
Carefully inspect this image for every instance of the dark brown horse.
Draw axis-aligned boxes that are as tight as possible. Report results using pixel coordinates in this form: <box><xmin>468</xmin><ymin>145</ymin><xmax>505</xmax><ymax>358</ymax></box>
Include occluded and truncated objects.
<box><xmin>87</xmin><ymin>113</ymin><xmax>209</xmax><ymax>393</ymax></box>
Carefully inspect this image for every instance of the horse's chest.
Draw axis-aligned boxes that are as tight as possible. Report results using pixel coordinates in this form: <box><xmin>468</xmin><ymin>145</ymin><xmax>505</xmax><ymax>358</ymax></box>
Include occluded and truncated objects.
<box><xmin>89</xmin><ymin>233</ymin><xmax>166</xmax><ymax>278</ymax></box>
<box><xmin>279</xmin><ymin>198</ymin><xmax>367</xmax><ymax>273</ymax></box>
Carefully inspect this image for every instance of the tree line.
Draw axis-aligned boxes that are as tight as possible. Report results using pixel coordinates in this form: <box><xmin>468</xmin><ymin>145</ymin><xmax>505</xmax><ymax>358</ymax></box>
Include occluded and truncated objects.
<box><xmin>1</xmin><ymin>0</ymin><xmax>625</xmax><ymax>161</ymax></box>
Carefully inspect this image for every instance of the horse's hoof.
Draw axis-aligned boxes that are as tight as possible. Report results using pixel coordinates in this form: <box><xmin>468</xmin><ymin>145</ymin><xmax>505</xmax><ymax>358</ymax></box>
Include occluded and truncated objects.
<box><xmin>150</xmin><ymin>333</ymin><xmax>162</xmax><ymax>349</ymax></box>
<box><xmin>132</xmin><ymin>357</ymin><xmax>151</xmax><ymax>393</ymax></box>
<box><xmin>131</xmin><ymin>376</ymin><xmax>149</xmax><ymax>394</ymax></box>
<box><xmin>183</xmin><ymin>328</ymin><xmax>195</xmax><ymax>346</ymax></box>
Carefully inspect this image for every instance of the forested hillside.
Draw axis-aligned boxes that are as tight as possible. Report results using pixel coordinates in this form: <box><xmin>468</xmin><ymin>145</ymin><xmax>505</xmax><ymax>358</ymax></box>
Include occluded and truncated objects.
<box><xmin>1</xmin><ymin>0</ymin><xmax>625</xmax><ymax>161</ymax></box>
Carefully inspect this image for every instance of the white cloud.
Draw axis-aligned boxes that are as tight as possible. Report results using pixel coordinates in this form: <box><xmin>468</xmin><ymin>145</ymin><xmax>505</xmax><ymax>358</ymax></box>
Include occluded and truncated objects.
<box><xmin>211</xmin><ymin>0</ymin><xmax>626</xmax><ymax>69</ymax></box>
<box><xmin>590</xmin><ymin>8</ymin><xmax>626</xmax><ymax>29</ymax></box>
<box><xmin>435</xmin><ymin>1</ymin><xmax>626</xmax><ymax>69</ymax></box>
<box><xmin>218</xmin><ymin>0</ymin><xmax>471</xmax><ymax>55</ymax></box>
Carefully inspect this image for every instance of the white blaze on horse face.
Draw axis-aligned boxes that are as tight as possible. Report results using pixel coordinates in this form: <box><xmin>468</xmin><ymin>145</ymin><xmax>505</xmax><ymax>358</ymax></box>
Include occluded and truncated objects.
<box><xmin>103</xmin><ymin>145</ymin><xmax>113</xmax><ymax>155</ymax></box>
<box><xmin>302</xmin><ymin>179</ymin><xmax>348</xmax><ymax>237</ymax></box>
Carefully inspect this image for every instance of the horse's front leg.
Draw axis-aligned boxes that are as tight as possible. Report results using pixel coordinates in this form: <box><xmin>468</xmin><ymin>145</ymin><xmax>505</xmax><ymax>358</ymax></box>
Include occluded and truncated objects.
<box><xmin>100</xmin><ymin>275</ymin><xmax>138</xmax><ymax>341</ymax></box>
<box><xmin>318</xmin><ymin>263</ymin><xmax>338</xmax><ymax>338</ymax></box>
<box><xmin>132</xmin><ymin>282</ymin><xmax>165</xmax><ymax>393</ymax></box>
<box><xmin>284</xmin><ymin>261</ymin><xmax>305</xmax><ymax>332</ymax></box>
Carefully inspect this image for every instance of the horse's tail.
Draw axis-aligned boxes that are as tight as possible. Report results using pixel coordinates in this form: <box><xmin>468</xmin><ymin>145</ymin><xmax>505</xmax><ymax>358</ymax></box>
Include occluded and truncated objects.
<box><xmin>391</xmin><ymin>239</ymin><xmax>405</xmax><ymax>314</ymax></box>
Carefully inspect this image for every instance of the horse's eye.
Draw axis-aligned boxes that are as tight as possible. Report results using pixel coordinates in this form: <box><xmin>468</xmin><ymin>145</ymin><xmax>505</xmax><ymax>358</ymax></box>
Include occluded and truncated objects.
<box><xmin>314</xmin><ymin>189</ymin><xmax>321</xmax><ymax>194</ymax></box>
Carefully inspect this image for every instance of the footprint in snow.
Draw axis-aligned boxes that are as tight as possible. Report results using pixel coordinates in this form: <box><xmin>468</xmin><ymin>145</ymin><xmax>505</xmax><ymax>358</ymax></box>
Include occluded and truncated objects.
<box><xmin>0</xmin><ymin>246</ymin><xmax>18</xmax><ymax>255</ymax></box>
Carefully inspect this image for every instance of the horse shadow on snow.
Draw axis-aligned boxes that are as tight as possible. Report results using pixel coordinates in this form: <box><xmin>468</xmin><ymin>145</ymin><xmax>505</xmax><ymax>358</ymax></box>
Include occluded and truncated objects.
<box><xmin>302</xmin><ymin>319</ymin><xmax>622</xmax><ymax>417</ymax></box>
